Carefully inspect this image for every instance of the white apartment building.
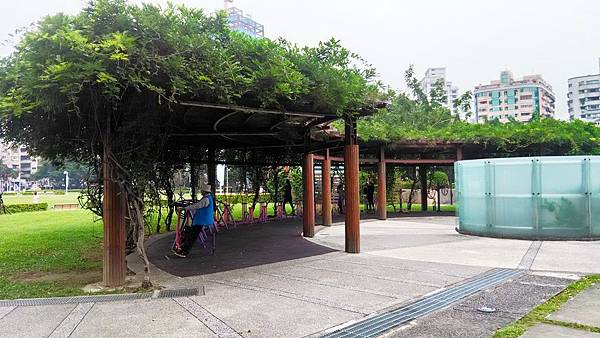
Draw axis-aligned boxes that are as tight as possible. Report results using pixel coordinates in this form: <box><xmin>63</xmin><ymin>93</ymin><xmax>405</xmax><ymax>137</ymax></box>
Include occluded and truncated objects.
<box><xmin>419</xmin><ymin>67</ymin><xmax>460</xmax><ymax>112</ymax></box>
<box><xmin>474</xmin><ymin>70</ymin><xmax>555</xmax><ymax>123</ymax></box>
<box><xmin>0</xmin><ymin>143</ymin><xmax>39</xmax><ymax>190</ymax></box>
<box><xmin>568</xmin><ymin>60</ymin><xmax>600</xmax><ymax>126</ymax></box>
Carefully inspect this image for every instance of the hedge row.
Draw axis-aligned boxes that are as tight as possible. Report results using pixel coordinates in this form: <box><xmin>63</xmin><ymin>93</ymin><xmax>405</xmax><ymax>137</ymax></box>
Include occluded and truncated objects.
<box><xmin>3</xmin><ymin>203</ymin><xmax>48</xmax><ymax>214</ymax></box>
<box><xmin>1</xmin><ymin>189</ymin><xmax>84</xmax><ymax>196</ymax></box>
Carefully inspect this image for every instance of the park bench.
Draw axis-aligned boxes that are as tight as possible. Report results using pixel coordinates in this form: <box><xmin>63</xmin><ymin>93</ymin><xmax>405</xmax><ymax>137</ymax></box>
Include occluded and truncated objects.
<box><xmin>53</xmin><ymin>203</ymin><xmax>79</xmax><ymax>210</ymax></box>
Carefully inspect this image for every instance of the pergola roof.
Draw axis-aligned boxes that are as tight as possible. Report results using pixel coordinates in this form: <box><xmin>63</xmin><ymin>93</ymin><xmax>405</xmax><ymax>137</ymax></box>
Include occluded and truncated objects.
<box><xmin>162</xmin><ymin>101</ymin><xmax>385</xmax><ymax>166</ymax></box>
<box><xmin>167</xmin><ymin>102</ymin><xmax>340</xmax><ymax>149</ymax></box>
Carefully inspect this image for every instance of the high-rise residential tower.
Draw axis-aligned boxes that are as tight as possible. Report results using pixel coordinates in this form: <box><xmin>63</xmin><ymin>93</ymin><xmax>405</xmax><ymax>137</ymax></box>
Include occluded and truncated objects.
<box><xmin>0</xmin><ymin>143</ymin><xmax>39</xmax><ymax>190</ymax></box>
<box><xmin>419</xmin><ymin>67</ymin><xmax>459</xmax><ymax>112</ymax></box>
<box><xmin>568</xmin><ymin>59</ymin><xmax>600</xmax><ymax>126</ymax></box>
<box><xmin>474</xmin><ymin>70</ymin><xmax>555</xmax><ymax>123</ymax></box>
<box><xmin>226</xmin><ymin>6</ymin><xmax>264</xmax><ymax>38</ymax></box>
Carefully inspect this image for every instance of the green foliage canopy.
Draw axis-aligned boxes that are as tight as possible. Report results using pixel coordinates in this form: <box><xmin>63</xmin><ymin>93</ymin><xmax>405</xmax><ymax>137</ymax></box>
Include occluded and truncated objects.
<box><xmin>359</xmin><ymin>116</ymin><xmax>600</xmax><ymax>155</ymax></box>
<box><xmin>0</xmin><ymin>0</ymin><xmax>380</xmax><ymax>147</ymax></box>
<box><xmin>358</xmin><ymin>66</ymin><xmax>600</xmax><ymax>156</ymax></box>
<box><xmin>0</xmin><ymin>0</ymin><xmax>381</xmax><ymax>195</ymax></box>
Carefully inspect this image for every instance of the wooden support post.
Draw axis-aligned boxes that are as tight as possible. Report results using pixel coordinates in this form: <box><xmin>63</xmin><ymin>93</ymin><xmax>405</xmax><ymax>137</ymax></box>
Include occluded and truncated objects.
<box><xmin>420</xmin><ymin>166</ymin><xmax>428</xmax><ymax>212</ymax></box>
<box><xmin>322</xmin><ymin>149</ymin><xmax>332</xmax><ymax>226</ymax></box>
<box><xmin>377</xmin><ymin>146</ymin><xmax>387</xmax><ymax>220</ymax></box>
<box><xmin>102</xmin><ymin>149</ymin><xmax>126</xmax><ymax>287</ymax></box>
<box><xmin>456</xmin><ymin>144</ymin><xmax>464</xmax><ymax>161</ymax></box>
<box><xmin>207</xmin><ymin>147</ymin><xmax>217</xmax><ymax>198</ymax></box>
<box><xmin>303</xmin><ymin>152</ymin><xmax>315</xmax><ymax>237</ymax></box>
<box><xmin>345</xmin><ymin>117</ymin><xmax>360</xmax><ymax>253</ymax></box>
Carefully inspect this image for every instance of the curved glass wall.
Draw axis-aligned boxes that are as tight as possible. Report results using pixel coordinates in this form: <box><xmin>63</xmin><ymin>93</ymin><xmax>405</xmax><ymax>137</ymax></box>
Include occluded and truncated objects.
<box><xmin>455</xmin><ymin>156</ymin><xmax>600</xmax><ymax>240</ymax></box>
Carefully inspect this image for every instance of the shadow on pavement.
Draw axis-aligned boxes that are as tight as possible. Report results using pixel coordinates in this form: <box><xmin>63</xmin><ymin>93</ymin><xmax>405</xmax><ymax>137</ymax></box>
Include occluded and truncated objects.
<box><xmin>147</xmin><ymin>218</ymin><xmax>337</xmax><ymax>277</ymax></box>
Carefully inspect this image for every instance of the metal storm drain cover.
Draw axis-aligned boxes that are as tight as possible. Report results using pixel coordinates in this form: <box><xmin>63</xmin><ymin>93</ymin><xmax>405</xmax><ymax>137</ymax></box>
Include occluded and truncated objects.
<box><xmin>477</xmin><ymin>306</ymin><xmax>497</xmax><ymax>313</ymax></box>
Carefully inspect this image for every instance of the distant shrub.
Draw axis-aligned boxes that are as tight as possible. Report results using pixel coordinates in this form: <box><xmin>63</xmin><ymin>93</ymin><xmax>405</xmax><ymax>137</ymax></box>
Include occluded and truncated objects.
<box><xmin>4</xmin><ymin>203</ymin><xmax>48</xmax><ymax>214</ymax></box>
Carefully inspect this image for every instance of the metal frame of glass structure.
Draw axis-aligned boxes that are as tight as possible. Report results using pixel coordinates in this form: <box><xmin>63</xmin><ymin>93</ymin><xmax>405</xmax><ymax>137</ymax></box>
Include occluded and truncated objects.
<box><xmin>456</xmin><ymin>156</ymin><xmax>600</xmax><ymax>240</ymax></box>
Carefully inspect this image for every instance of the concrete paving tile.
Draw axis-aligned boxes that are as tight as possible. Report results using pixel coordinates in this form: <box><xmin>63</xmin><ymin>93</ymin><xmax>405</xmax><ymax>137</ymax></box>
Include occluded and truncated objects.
<box><xmin>0</xmin><ymin>306</ymin><xmax>14</xmax><ymax>320</ymax></box>
<box><xmin>256</xmin><ymin>264</ymin><xmax>439</xmax><ymax>299</ymax></box>
<box><xmin>548</xmin><ymin>285</ymin><xmax>600</xmax><ymax>327</ymax></box>
<box><xmin>193</xmin><ymin>282</ymin><xmax>361</xmax><ymax>338</ymax></box>
<box><xmin>296</xmin><ymin>256</ymin><xmax>480</xmax><ymax>284</ymax></box>
<box><xmin>521</xmin><ymin>323</ymin><xmax>600</xmax><ymax>338</ymax></box>
<box><xmin>70</xmin><ymin>298</ymin><xmax>216</xmax><ymax>338</ymax></box>
<box><xmin>174</xmin><ymin>297</ymin><xmax>242</xmax><ymax>338</ymax></box>
<box><xmin>532</xmin><ymin>241</ymin><xmax>600</xmax><ymax>274</ymax></box>
<box><xmin>366</xmin><ymin>237</ymin><xmax>531</xmax><ymax>268</ymax></box>
<box><xmin>48</xmin><ymin>303</ymin><xmax>94</xmax><ymax>338</ymax></box>
<box><xmin>329</xmin><ymin>253</ymin><xmax>490</xmax><ymax>278</ymax></box>
<box><xmin>0</xmin><ymin>304</ymin><xmax>76</xmax><ymax>338</ymax></box>
<box><xmin>205</xmin><ymin>271</ymin><xmax>398</xmax><ymax>313</ymax></box>
<box><xmin>312</xmin><ymin>219</ymin><xmax>467</xmax><ymax>252</ymax></box>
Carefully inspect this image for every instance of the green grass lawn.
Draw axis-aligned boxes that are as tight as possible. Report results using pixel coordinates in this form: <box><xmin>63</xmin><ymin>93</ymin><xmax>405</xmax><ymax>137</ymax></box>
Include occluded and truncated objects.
<box><xmin>0</xmin><ymin>209</ymin><xmax>103</xmax><ymax>299</ymax></box>
<box><xmin>385</xmin><ymin>203</ymin><xmax>455</xmax><ymax>212</ymax></box>
<box><xmin>3</xmin><ymin>192</ymin><xmax>82</xmax><ymax>208</ymax></box>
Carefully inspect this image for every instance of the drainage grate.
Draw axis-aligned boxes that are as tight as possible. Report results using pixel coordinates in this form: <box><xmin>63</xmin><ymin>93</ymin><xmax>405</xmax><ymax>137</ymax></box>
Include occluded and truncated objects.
<box><xmin>0</xmin><ymin>293</ymin><xmax>152</xmax><ymax>307</ymax></box>
<box><xmin>157</xmin><ymin>287</ymin><xmax>201</xmax><ymax>298</ymax></box>
<box><xmin>0</xmin><ymin>287</ymin><xmax>203</xmax><ymax>307</ymax></box>
<box><xmin>321</xmin><ymin>268</ymin><xmax>523</xmax><ymax>338</ymax></box>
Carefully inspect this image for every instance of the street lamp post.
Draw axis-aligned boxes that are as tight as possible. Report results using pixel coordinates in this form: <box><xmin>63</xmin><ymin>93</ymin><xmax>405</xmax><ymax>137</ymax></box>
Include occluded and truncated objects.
<box><xmin>63</xmin><ymin>171</ymin><xmax>69</xmax><ymax>194</ymax></box>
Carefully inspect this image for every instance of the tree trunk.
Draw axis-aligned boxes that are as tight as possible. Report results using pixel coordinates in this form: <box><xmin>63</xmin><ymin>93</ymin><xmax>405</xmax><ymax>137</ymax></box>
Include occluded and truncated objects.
<box><xmin>407</xmin><ymin>180</ymin><xmax>417</xmax><ymax>211</ymax></box>
<box><xmin>165</xmin><ymin>182</ymin><xmax>174</xmax><ymax>232</ymax></box>
<box><xmin>155</xmin><ymin>203</ymin><xmax>162</xmax><ymax>234</ymax></box>
<box><xmin>272</xmin><ymin>167</ymin><xmax>279</xmax><ymax>214</ymax></box>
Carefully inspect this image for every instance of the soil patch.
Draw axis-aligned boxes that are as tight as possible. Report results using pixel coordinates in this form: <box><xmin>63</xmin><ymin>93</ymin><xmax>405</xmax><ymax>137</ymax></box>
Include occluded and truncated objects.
<box><xmin>15</xmin><ymin>270</ymin><xmax>102</xmax><ymax>285</ymax></box>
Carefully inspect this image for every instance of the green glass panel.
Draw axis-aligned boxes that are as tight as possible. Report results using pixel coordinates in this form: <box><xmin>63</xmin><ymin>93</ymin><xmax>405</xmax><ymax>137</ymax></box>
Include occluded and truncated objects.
<box><xmin>456</xmin><ymin>156</ymin><xmax>598</xmax><ymax>239</ymax></box>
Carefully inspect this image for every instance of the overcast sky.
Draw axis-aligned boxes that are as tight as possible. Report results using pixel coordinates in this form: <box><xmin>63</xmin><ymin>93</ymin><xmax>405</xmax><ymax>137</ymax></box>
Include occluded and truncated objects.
<box><xmin>1</xmin><ymin>0</ymin><xmax>600</xmax><ymax>119</ymax></box>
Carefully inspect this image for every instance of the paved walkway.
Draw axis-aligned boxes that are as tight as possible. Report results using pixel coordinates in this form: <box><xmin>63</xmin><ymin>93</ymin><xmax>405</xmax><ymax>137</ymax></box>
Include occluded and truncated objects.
<box><xmin>1</xmin><ymin>216</ymin><xmax>599</xmax><ymax>337</ymax></box>
<box><xmin>522</xmin><ymin>284</ymin><xmax>600</xmax><ymax>337</ymax></box>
